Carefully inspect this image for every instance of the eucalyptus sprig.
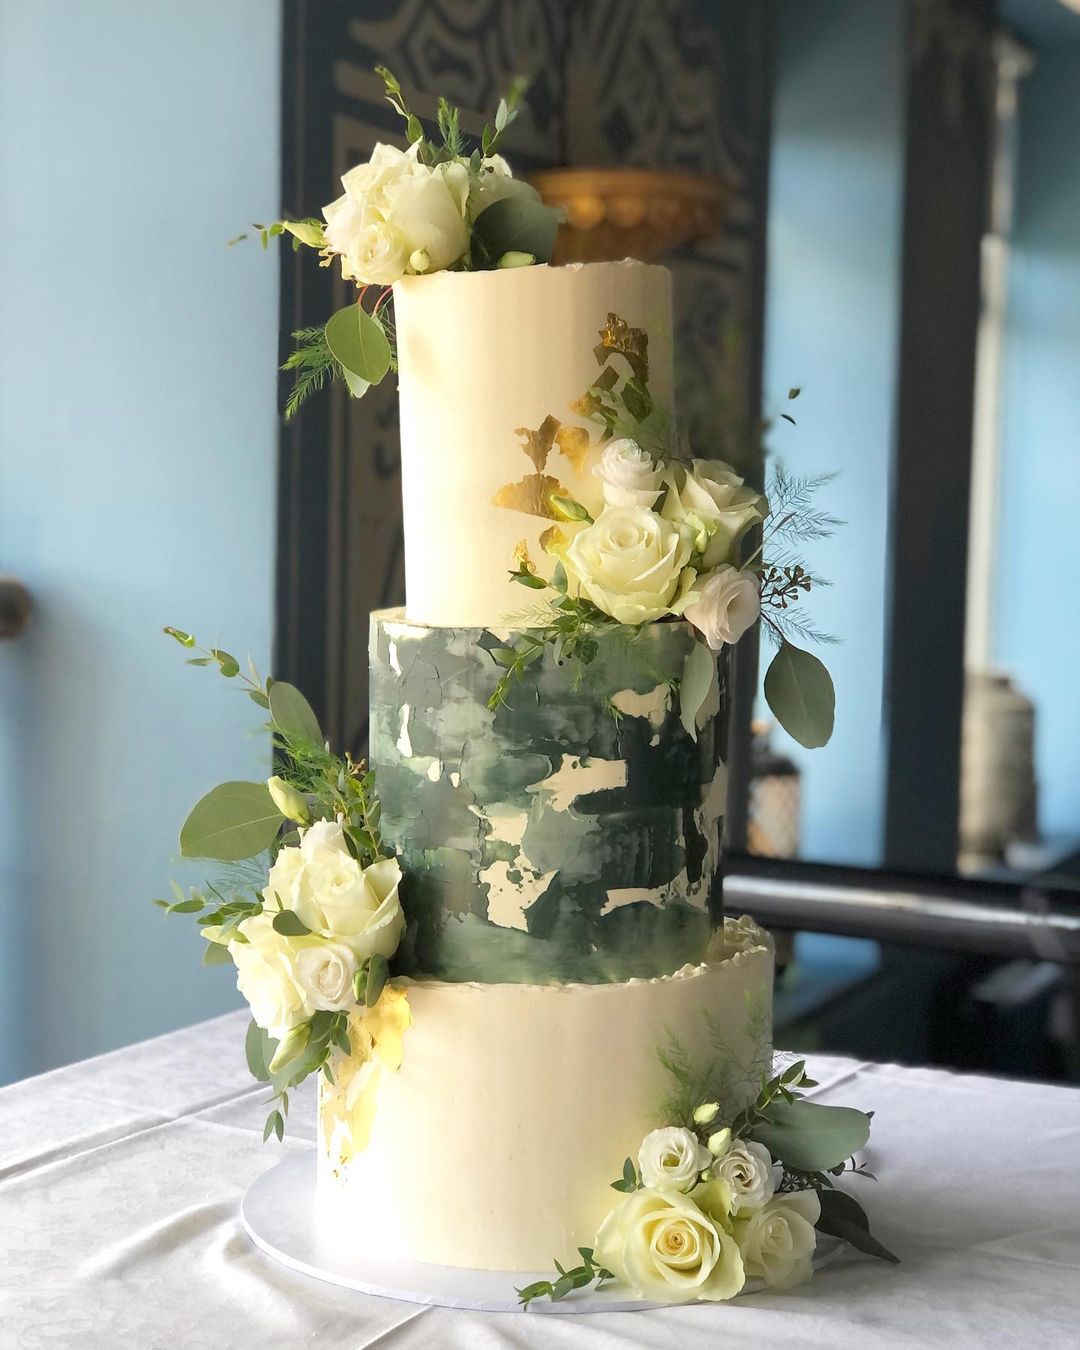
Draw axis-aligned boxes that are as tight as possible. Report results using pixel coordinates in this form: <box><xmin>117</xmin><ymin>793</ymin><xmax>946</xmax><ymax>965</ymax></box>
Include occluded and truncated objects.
<box><xmin>516</xmin><ymin>1247</ymin><xmax>615</xmax><ymax>1309</ymax></box>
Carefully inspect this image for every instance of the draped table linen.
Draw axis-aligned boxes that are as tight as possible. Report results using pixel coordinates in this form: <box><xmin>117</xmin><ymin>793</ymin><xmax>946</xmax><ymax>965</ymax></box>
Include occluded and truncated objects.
<box><xmin>2</xmin><ymin>1011</ymin><xmax>1079</xmax><ymax>1348</ymax></box>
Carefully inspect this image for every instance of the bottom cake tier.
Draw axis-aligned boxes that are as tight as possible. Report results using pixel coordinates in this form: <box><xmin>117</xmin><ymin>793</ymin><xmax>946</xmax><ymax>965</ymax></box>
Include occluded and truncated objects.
<box><xmin>316</xmin><ymin>917</ymin><xmax>774</xmax><ymax>1272</ymax></box>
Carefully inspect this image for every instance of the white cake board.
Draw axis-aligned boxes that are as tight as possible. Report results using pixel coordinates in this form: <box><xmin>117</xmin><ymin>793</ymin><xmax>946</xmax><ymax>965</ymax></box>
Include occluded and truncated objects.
<box><xmin>242</xmin><ymin>1151</ymin><xmax>845</xmax><ymax>1315</ymax></box>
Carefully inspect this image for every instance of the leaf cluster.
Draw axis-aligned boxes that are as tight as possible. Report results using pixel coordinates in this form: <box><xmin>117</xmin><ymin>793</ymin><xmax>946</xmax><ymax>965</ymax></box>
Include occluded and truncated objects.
<box><xmin>516</xmin><ymin>1247</ymin><xmax>614</xmax><ymax>1308</ymax></box>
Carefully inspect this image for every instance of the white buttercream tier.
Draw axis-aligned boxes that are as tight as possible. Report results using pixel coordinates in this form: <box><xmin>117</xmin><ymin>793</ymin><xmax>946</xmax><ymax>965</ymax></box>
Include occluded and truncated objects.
<box><xmin>393</xmin><ymin>259</ymin><xmax>674</xmax><ymax>628</ymax></box>
<box><xmin>316</xmin><ymin>923</ymin><xmax>774</xmax><ymax>1272</ymax></box>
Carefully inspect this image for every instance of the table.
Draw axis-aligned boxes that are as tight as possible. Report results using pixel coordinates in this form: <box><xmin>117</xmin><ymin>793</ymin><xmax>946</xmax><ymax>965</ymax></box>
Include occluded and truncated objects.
<box><xmin>2</xmin><ymin>1012</ymin><xmax>1079</xmax><ymax>1349</ymax></box>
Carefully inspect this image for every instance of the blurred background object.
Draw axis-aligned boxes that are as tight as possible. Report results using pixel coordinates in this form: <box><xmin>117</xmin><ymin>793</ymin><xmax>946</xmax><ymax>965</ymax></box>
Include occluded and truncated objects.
<box><xmin>2</xmin><ymin>0</ymin><xmax>1079</xmax><ymax>1088</ymax></box>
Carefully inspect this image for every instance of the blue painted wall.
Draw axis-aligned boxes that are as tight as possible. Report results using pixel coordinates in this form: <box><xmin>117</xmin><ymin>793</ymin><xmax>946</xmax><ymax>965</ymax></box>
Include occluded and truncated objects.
<box><xmin>995</xmin><ymin>45</ymin><xmax>1080</xmax><ymax>838</ymax></box>
<box><xmin>762</xmin><ymin>0</ymin><xmax>905</xmax><ymax>865</ymax></box>
<box><xmin>0</xmin><ymin>2</ymin><xmax>282</xmax><ymax>1082</ymax></box>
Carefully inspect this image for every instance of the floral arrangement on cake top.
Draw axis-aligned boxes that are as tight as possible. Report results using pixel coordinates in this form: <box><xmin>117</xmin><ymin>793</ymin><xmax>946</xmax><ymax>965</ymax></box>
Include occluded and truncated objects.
<box><xmin>244</xmin><ymin>67</ymin><xmax>562</xmax><ymax>417</ymax></box>
<box><xmin>155</xmin><ymin>630</ymin><xmax>408</xmax><ymax>1142</ymax></box>
<box><xmin>520</xmin><ymin>1008</ymin><xmax>897</xmax><ymax>1308</ymax></box>
<box><xmin>489</xmin><ymin>313</ymin><xmax>838</xmax><ymax>750</ymax></box>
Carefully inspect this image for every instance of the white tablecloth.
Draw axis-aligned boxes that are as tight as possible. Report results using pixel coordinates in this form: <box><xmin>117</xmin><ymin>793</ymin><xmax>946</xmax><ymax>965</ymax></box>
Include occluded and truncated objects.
<box><xmin>2</xmin><ymin>1012</ymin><xmax>1079</xmax><ymax>1349</ymax></box>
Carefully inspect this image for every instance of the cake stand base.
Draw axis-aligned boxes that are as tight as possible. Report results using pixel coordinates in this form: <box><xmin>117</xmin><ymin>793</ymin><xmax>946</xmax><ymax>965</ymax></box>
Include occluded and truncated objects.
<box><xmin>242</xmin><ymin>1151</ymin><xmax>843</xmax><ymax>1315</ymax></box>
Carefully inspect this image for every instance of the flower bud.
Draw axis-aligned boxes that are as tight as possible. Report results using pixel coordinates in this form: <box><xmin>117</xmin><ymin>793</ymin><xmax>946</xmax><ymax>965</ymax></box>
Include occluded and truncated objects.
<box><xmin>269</xmin><ymin>1022</ymin><xmax>309</xmax><ymax>1074</ymax></box>
<box><xmin>409</xmin><ymin>247</ymin><xmax>431</xmax><ymax>273</ymax></box>
<box><xmin>496</xmin><ymin>250</ymin><xmax>535</xmax><ymax>269</ymax></box>
<box><xmin>707</xmin><ymin>1127</ymin><xmax>732</xmax><ymax>1158</ymax></box>
<box><xmin>267</xmin><ymin>775</ymin><xmax>310</xmax><ymax>825</ymax></box>
<box><xmin>693</xmin><ymin>1101</ymin><xmax>720</xmax><ymax>1126</ymax></box>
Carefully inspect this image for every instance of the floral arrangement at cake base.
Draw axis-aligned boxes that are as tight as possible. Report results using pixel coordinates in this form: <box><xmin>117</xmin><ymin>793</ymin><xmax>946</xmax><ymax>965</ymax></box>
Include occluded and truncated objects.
<box><xmin>518</xmin><ymin>1039</ymin><xmax>897</xmax><ymax>1308</ymax></box>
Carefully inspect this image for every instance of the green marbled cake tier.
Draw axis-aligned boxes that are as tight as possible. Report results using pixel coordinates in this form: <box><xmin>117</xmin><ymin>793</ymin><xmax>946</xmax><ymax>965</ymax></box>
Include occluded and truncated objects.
<box><xmin>369</xmin><ymin>608</ymin><xmax>728</xmax><ymax>983</ymax></box>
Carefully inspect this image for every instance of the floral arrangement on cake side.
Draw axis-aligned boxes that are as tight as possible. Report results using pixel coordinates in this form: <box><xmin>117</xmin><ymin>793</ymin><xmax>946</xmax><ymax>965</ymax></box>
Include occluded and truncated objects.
<box><xmin>242</xmin><ymin>68</ymin><xmax>562</xmax><ymax>417</ymax></box>
<box><xmin>488</xmin><ymin>313</ymin><xmax>838</xmax><ymax>750</ymax></box>
<box><xmin>155</xmin><ymin>630</ymin><xmax>408</xmax><ymax>1141</ymax></box>
<box><xmin>520</xmin><ymin>936</ymin><xmax>897</xmax><ymax>1308</ymax></box>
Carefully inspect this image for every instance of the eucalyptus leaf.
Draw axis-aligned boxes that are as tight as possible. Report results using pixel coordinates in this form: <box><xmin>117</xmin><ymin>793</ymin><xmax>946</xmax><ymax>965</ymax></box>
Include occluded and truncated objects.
<box><xmin>269</xmin><ymin>681</ymin><xmax>323</xmax><ymax>745</ymax></box>
<box><xmin>679</xmin><ymin>639</ymin><xmax>717</xmax><ymax>742</ymax></box>
<box><xmin>748</xmin><ymin>1098</ymin><xmax>870</xmax><ymax>1172</ymax></box>
<box><xmin>179</xmin><ymin>781</ymin><xmax>284</xmax><ymax>861</ymax></box>
<box><xmin>202</xmin><ymin>940</ymin><xmax>233</xmax><ymax>967</ymax></box>
<box><xmin>472</xmin><ymin>196</ymin><xmax>560</xmax><ymax>268</ymax></box>
<box><xmin>816</xmin><ymin>1189</ymin><xmax>899</xmax><ymax>1263</ymax></box>
<box><xmin>271</xmin><ymin>910</ymin><xmax>311</xmax><ymax>937</ymax></box>
<box><xmin>325</xmin><ymin>304</ymin><xmax>392</xmax><ymax>385</ymax></box>
<box><xmin>764</xmin><ymin>640</ymin><xmax>835</xmax><ymax>748</ymax></box>
<box><xmin>364</xmin><ymin>954</ymin><xmax>389</xmax><ymax>1007</ymax></box>
<box><xmin>342</xmin><ymin>368</ymin><xmax>371</xmax><ymax>400</ymax></box>
<box><xmin>245</xmin><ymin>1019</ymin><xmax>274</xmax><ymax>1082</ymax></box>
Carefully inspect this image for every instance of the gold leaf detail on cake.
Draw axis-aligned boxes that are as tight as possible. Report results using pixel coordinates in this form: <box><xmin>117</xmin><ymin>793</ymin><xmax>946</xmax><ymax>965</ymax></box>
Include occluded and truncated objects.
<box><xmin>570</xmin><ymin>388</ymin><xmax>605</xmax><ymax>421</ymax></box>
<box><xmin>554</xmin><ymin>424</ymin><xmax>591</xmax><ymax>475</ymax></box>
<box><xmin>318</xmin><ymin>988</ymin><xmax>412</xmax><ymax>1166</ymax></box>
<box><xmin>514</xmin><ymin>414</ymin><xmax>562</xmax><ymax>473</ymax></box>
<box><xmin>492</xmin><ymin>473</ymin><xmax>571</xmax><ymax>519</ymax></box>
<box><xmin>539</xmin><ymin>525</ymin><xmax>568</xmax><ymax>554</ymax></box>
<box><xmin>595</xmin><ymin>312</ymin><xmax>650</xmax><ymax>386</ymax></box>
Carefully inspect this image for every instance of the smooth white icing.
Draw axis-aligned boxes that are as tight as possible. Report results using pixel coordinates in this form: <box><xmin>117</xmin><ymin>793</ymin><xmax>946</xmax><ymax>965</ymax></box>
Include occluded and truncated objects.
<box><xmin>317</xmin><ymin>930</ymin><xmax>774</xmax><ymax>1272</ymax></box>
<box><xmin>393</xmin><ymin>261</ymin><xmax>674</xmax><ymax>627</ymax></box>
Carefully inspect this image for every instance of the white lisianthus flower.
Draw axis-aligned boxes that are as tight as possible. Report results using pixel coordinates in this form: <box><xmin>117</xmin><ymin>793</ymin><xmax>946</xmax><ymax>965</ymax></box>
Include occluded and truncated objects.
<box><xmin>638</xmin><ymin>1126</ymin><xmax>712</xmax><ymax>1192</ymax></box>
<box><xmin>594</xmin><ymin>1187</ymin><xmax>744</xmax><ymax>1303</ymax></box>
<box><xmin>562</xmin><ymin>506</ymin><xmax>694</xmax><ymax>625</ymax></box>
<box><xmin>683</xmin><ymin>565</ymin><xmax>760</xmax><ymax>651</ymax></box>
<box><xmin>467</xmin><ymin>153</ymin><xmax>543</xmax><ymax>218</ymax></box>
<box><xmin>294</xmin><ymin>939</ymin><xmax>359</xmax><ymax>1012</ymax></box>
<box><xmin>322</xmin><ymin>142</ymin><xmax>468</xmax><ymax>285</ymax></box>
<box><xmin>662</xmin><ymin>460</ymin><xmax>766</xmax><ymax>568</ymax></box>
<box><xmin>713</xmin><ymin>1139</ymin><xmax>777</xmax><ymax>1215</ymax></box>
<box><xmin>593</xmin><ymin>438</ymin><xmax>664</xmax><ymax>509</ymax></box>
<box><xmin>735</xmin><ymin>1189</ymin><xmax>820</xmax><ymax>1289</ymax></box>
<box><xmin>263</xmin><ymin>820</ymin><xmax>405</xmax><ymax>963</ymax></box>
<box><xmin>228</xmin><ymin>912</ymin><xmax>310</xmax><ymax>1041</ymax></box>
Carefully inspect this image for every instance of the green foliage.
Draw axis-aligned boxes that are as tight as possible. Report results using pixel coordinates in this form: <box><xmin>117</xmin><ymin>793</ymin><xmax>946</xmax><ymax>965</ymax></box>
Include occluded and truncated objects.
<box><xmin>246</xmin><ymin>1020</ymin><xmax>275</xmax><ymax>1083</ymax></box>
<box><xmin>749</xmin><ymin>1098</ymin><xmax>871</xmax><ymax>1174</ymax></box>
<box><xmin>610</xmin><ymin>1156</ymin><xmax>641</xmax><ymax>1193</ymax></box>
<box><xmin>282</xmin><ymin>328</ymin><xmax>342</xmax><ymax>420</ymax></box>
<box><xmin>179</xmin><ymin>782</ymin><xmax>285</xmax><ymax>862</ymax></box>
<box><xmin>481</xmin><ymin>75</ymin><xmax>528</xmax><ymax>157</ymax></box>
<box><xmin>268</xmin><ymin>681</ymin><xmax>323</xmax><ymax>746</ymax></box>
<box><xmin>815</xmin><ymin>1188</ymin><xmax>899</xmax><ymax>1264</ymax></box>
<box><xmin>325</xmin><ymin>304</ymin><xmax>393</xmax><ymax>387</ymax></box>
<box><xmin>516</xmin><ymin>1247</ymin><xmax>614</xmax><ymax>1308</ymax></box>
<box><xmin>471</xmin><ymin>195</ymin><xmax>561</xmax><ymax>269</ymax></box>
<box><xmin>679</xmin><ymin>639</ymin><xmax>716</xmax><ymax>742</ymax></box>
<box><xmin>763</xmin><ymin>640</ymin><xmax>835</xmax><ymax>749</ymax></box>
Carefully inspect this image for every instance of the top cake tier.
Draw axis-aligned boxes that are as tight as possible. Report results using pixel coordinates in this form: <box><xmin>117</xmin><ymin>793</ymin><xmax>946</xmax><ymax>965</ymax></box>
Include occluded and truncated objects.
<box><xmin>393</xmin><ymin>259</ymin><xmax>674</xmax><ymax>628</ymax></box>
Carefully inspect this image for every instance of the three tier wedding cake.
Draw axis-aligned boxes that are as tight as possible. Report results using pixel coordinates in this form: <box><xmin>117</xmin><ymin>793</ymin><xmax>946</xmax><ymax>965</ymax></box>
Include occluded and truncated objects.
<box><xmin>161</xmin><ymin>70</ymin><xmax>891</xmax><ymax>1308</ymax></box>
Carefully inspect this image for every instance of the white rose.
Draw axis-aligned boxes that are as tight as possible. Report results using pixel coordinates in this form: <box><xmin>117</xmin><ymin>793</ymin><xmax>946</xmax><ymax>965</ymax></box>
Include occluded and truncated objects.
<box><xmin>294</xmin><ymin>939</ymin><xmax>358</xmax><ymax>1012</ymax></box>
<box><xmin>662</xmin><ymin>460</ymin><xmax>765</xmax><ymax>568</ymax></box>
<box><xmin>683</xmin><ymin>565</ymin><xmax>760</xmax><ymax>651</ymax></box>
<box><xmin>562</xmin><ymin>506</ymin><xmax>694</xmax><ymax>625</ymax></box>
<box><xmin>264</xmin><ymin>820</ymin><xmax>405</xmax><ymax>963</ymax></box>
<box><xmin>638</xmin><ymin>1126</ymin><xmax>712</xmax><ymax>1192</ymax></box>
<box><xmin>713</xmin><ymin>1139</ymin><xmax>777</xmax><ymax>1214</ymax></box>
<box><xmin>322</xmin><ymin>142</ymin><xmax>468</xmax><ymax>284</ymax></box>
<box><xmin>467</xmin><ymin>153</ymin><xmax>543</xmax><ymax>218</ymax></box>
<box><xmin>594</xmin><ymin>1187</ymin><xmax>744</xmax><ymax>1303</ymax></box>
<box><xmin>593</xmin><ymin>438</ymin><xmax>664</xmax><ymax>508</ymax></box>
<box><xmin>228</xmin><ymin>912</ymin><xmax>309</xmax><ymax>1041</ymax></box>
<box><xmin>735</xmin><ymin>1189</ymin><xmax>820</xmax><ymax>1289</ymax></box>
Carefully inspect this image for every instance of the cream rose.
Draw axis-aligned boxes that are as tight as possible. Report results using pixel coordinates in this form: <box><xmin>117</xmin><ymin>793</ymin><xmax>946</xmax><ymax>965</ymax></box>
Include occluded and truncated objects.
<box><xmin>593</xmin><ymin>438</ymin><xmax>664</xmax><ymax>509</ymax></box>
<box><xmin>228</xmin><ymin>912</ymin><xmax>309</xmax><ymax>1041</ymax></box>
<box><xmin>595</xmin><ymin>1188</ymin><xmax>744</xmax><ymax>1303</ymax></box>
<box><xmin>638</xmin><ymin>1126</ymin><xmax>712</xmax><ymax>1193</ymax></box>
<box><xmin>735</xmin><ymin>1189</ymin><xmax>820</xmax><ymax>1289</ymax></box>
<box><xmin>662</xmin><ymin>460</ymin><xmax>765</xmax><ymax>568</ymax></box>
<box><xmin>294</xmin><ymin>939</ymin><xmax>358</xmax><ymax>1013</ymax></box>
<box><xmin>683</xmin><ymin>565</ymin><xmax>760</xmax><ymax>651</ymax></box>
<box><xmin>264</xmin><ymin>821</ymin><xmax>405</xmax><ymax>963</ymax></box>
<box><xmin>713</xmin><ymin>1139</ymin><xmax>776</xmax><ymax>1215</ymax></box>
<box><xmin>322</xmin><ymin>142</ymin><xmax>468</xmax><ymax>284</ymax></box>
<box><xmin>562</xmin><ymin>506</ymin><xmax>694</xmax><ymax>625</ymax></box>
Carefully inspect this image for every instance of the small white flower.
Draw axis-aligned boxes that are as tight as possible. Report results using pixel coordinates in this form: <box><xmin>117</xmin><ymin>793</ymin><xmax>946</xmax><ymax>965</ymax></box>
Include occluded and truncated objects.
<box><xmin>638</xmin><ymin>1126</ymin><xmax>712</xmax><ymax>1193</ymax></box>
<box><xmin>693</xmin><ymin>1101</ymin><xmax>720</xmax><ymax>1126</ymax></box>
<box><xmin>228</xmin><ymin>912</ymin><xmax>309</xmax><ymax>1041</ymax></box>
<box><xmin>662</xmin><ymin>460</ymin><xmax>765</xmax><ymax>568</ymax></box>
<box><xmin>593</xmin><ymin>437</ymin><xmax>664</xmax><ymax>508</ymax></box>
<box><xmin>707</xmin><ymin>1127</ymin><xmax>732</xmax><ymax>1158</ymax></box>
<box><xmin>713</xmin><ymin>1139</ymin><xmax>777</xmax><ymax>1214</ymax></box>
<box><xmin>294</xmin><ymin>939</ymin><xmax>358</xmax><ymax>1012</ymax></box>
<box><xmin>561</xmin><ymin>506</ymin><xmax>694</xmax><ymax>625</ymax></box>
<box><xmin>467</xmin><ymin>153</ymin><xmax>543</xmax><ymax>218</ymax></box>
<box><xmin>683</xmin><ymin>565</ymin><xmax>760</xmax><ymax>651</ymax></box>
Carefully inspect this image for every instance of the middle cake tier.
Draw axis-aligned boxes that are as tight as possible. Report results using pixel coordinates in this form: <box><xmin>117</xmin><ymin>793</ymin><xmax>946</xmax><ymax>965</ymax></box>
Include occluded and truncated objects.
<box><xmin>370</xmin><ymin>608</ymin><xmax>728</xmax><ymax>984</ymax></box>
